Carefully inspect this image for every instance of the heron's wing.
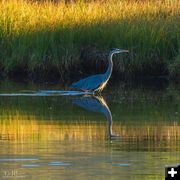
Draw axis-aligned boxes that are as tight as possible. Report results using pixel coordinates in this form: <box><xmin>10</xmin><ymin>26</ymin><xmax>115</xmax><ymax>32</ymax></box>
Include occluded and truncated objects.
<box><xmin>70</xmin><ymin>74</ymin><xmax>104</xmax><ymax>91</ymax></box>
<box><xmin>73</xmin><ymin>96</ymin><xmax>106</xmax><ymax>114</ymax></box>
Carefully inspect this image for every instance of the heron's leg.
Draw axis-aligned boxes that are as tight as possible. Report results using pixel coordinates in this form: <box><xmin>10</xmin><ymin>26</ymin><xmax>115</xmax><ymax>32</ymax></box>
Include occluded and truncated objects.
<box><xmin>93</xmin><ymin>91</ymin><xmax>100</xmax><ymax>96</ymax></box>
<box><xmin>94</xmin><ymin>91</ymin><xmax>101</xmax><ymax>96</ymax></box>
<box><xmin>97</xmin><ymin>90</ymin><xmax>102</xmax><ymax>96</ymax></box>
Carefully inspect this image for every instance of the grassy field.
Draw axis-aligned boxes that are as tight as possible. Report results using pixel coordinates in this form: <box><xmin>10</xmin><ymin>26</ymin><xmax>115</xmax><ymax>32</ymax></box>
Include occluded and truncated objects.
<box><xmin>0</xmin><ymin>0</ymin><xmax>179</xmax><ymax>81</ymax></box>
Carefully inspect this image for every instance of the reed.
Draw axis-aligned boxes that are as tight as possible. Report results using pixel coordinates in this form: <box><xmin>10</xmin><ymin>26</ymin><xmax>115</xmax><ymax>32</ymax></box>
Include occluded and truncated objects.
<box><xmin>0</xmin><ymin>0</ymin><xmax>179</xmax><ymax>79</ymax></box>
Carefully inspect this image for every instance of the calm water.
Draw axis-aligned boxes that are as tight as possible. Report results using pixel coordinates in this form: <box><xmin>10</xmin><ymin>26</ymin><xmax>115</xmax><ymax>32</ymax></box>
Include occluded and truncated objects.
<box><xmin>0</xmin><ymin>81</ymin><xmax>179</xmax><ymax>179</ymax></box>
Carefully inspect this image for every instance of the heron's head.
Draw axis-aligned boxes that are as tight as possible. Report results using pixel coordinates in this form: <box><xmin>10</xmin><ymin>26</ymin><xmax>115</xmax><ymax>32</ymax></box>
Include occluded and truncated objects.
<box><xmin>110</xmin><ymin>48</ymin><xmax>129</xmax><ymax>55</ymax></box>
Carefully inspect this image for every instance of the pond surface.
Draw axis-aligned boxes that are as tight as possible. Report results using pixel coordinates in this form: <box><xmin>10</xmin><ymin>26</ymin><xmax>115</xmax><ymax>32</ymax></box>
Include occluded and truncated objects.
<box><xmin>0</xmin><ymin>81</ymin><xmax>179</xmax><ymax>179</ymax></box>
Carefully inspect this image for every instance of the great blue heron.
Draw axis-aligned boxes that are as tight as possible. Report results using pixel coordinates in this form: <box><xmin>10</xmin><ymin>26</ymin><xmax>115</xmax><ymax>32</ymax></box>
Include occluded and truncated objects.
<box><xmin>70</xmin><ymin>48</ymin><xmax>129</xmax><ymax>92</ymax></box>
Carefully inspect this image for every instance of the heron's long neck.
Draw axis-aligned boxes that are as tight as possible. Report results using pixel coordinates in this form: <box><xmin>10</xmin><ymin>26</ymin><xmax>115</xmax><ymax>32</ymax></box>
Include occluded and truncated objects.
<box><xmin>103</xmin><ymin>104</ymin><xmax>113</xmax><ymax>138</ymax></box>
<box><xmin>105</xmin><ymin>53</ymin><xmax>113</xmax><ymax>79</ymax></box>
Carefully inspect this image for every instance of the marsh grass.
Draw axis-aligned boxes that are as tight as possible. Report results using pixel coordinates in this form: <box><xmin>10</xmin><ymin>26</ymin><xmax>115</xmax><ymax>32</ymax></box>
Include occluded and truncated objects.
<box><xmin>0</xmin><ymin>0</ymin><xmax>179</xmax><ymax>80</ymax></box>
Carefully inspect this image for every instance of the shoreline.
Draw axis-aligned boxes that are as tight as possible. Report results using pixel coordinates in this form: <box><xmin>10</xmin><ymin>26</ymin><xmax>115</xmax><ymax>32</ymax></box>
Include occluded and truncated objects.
<box><xmin>0</xmin><ymin>70</ymin><xmax>179</xmax><ymax>85</ymax></box>
<box><xmin>0</xmin><ymin>52</ymin><xmax>179</xmax><ymax>83</ymax></box>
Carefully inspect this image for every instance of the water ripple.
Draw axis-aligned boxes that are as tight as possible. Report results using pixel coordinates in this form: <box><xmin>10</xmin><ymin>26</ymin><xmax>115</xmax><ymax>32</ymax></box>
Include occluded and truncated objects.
<box><xmin>48</xmin><ymin>161</ymin><xmax>72</xmax><ymax>166</ymax></box>
<box><xmin>0</xmin><ymin>158</ymin><xmax>39</xmax><ymax>162</ymax></box>
<box><xmin>0</xmin><ymin>90</ymin><xmax>93</xmax><ymax>96</ymax></box>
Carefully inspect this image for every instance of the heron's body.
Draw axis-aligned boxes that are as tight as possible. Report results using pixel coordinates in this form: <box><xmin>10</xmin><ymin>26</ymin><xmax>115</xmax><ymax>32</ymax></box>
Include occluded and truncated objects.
<box><xmin>70</xmin><ymin>74</ymin><xmax>105</xmax><ymax>92</ymax></box>
<box><xmin>70</xmin><ymin>48</ymin><xmax>129</xmax><ymax>92</ymax></box>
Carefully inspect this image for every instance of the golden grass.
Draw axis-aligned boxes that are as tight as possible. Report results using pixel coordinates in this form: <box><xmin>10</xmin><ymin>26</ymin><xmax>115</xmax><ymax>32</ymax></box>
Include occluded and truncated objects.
<box><xmin>1</xmin><ymin>0</ymin><xmax>179</xmax><ymax>34</ymax></box>
<box><xmin>0</xmin><ymin>0</ymin><xmax>179</xmax><ymax>77</ymax></box>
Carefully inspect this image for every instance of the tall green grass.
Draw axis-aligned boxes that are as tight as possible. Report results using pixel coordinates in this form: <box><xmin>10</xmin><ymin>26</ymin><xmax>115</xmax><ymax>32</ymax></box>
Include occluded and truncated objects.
<box><xmin>0</xmin><ymin>0</ymin><xmax>179</xmax><ymax>80</ymax></box>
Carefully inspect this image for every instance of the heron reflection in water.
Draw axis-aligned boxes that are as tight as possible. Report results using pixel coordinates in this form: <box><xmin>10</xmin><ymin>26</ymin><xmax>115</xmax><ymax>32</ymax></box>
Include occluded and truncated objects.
<box><xmin>73</xmin><ymin>95</ymin><xmax>119</xmax><ymax>139</ymax></box>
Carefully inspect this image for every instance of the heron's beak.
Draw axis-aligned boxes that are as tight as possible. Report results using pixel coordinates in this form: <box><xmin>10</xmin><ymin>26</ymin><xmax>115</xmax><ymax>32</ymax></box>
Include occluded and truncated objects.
<box><xmin>122</xmin><ymin>50</ymin><xmax>129</xmax><ymax>53</ymax></box>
